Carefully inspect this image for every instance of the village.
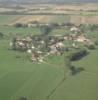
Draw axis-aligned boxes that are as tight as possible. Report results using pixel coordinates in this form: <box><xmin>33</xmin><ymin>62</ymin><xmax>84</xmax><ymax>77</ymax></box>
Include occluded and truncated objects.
<box><xmin>10</xmin><ymin>24</ymin><xmax>95</xmax><ymax>63</ymax></box>
<box><xmin>1</xmin><ymin>2</ymin><xmax>98</xmax><ymax>100</ymax></box>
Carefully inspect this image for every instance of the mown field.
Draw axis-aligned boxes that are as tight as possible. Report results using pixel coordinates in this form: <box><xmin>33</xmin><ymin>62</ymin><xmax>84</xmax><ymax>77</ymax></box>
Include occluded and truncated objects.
<box><xmin>0</xmin><ymin>14</ymin><xmax>98</xmax><ymax>100</ymax></box>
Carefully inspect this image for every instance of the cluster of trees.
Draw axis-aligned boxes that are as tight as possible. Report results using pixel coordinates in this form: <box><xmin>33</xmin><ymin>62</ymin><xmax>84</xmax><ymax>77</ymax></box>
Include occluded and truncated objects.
<box><xmin>14</xmin><ymin>21</ymin><xmax>75</xmax><ymax>29</ymax></box>
<box><xmin>64</xmin><ymin>49</ymin><xmax>87</xmax><ymax>76</ymax></box>
<box><xmin>79</xmin><ymin>24</ymin><xmax>98</xmax><ymax>32</ymax></box>
<box><xmin>14</xmin><ymin>23</ymin><xmax>27</xmax><ymax>28</ymax></box>
<box><xmin>69</xmin><ymin>49</ymin><xmax>88</xmax><ymax>61</ymax></box>
<box><xmin>40</xmin><ymin>25</ymin><xmax>52</xmax><ymax>35</ymax></box>
<box><xmin>89</xmin><ymin>24</ymin><xmax>98</xmax><ymax>31</ymax></box>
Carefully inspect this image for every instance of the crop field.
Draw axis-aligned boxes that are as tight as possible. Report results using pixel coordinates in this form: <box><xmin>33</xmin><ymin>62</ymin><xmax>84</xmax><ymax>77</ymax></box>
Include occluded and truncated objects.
<box><xmin>0</xmin><ymin>13</ymin><xmax>98</xmax><ymax>100</ymax></box>
<box><xmin>1</xmin><ymin>14</ymin><xmax>98</xmax><ymax>26</ymax></box>
<box><xmin>0</xmin><ymin>15</ymin><xmax>22</xmax><ymax>25</ymax></box>
<box><xmin>0</xmin><ymin>15</ymin><xmax>70</xmax><ymax>25</ymax></box>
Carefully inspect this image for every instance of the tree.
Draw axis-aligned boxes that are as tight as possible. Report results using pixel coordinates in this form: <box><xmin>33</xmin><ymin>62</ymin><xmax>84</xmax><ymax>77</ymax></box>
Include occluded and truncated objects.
<box><xmin>40</xmin><ymin>25</ymin><xmax>52</xmax><ymax>50</ymax></box>
<box><xmin>69</xmin><ymin>49</ymin><xmax>88</xmax><ymax>61</ymax></box>
<box><xmin>87</xmin><ymin>44</ymin><xmax>95</xmax><ymax>50</ymax></box>
<box><xmin>14</xmin><ymin>23</ymin><xmax>23</xmax><ymax>28</ymax></box>
<box><xmin>89</xmin><ymin>24</ymin><xmax>98</xmax><ymax>31</ymax></box>
<box><xmin>79</xmin><ymin>24</ymin><xmax>86</xmax><ymax>33</ymax></box>
<box><xmin>19</xmin><ymin>96</ymin><xmax>27</xmax><ymax>100</ymax></box>
<box><xmin>68</xmin><ymin>50</ymin><xmax>85</xmax><ymax>75</ymax></box>
<box><xmin>11</xmin><ymin>37</ymin><xmax>17</xmax><ymax>50</ymax></box>
<box><xmin>40</xmin><ymin>25</ymin><xmax>52</xmax><ymax>35</ymax></box>
<box><xmin>64</xmin><ymin>49</ymin><xmax>87</xmax><ymax>76</ymax></box>
<box><xmin>0</xmin><ymin>32</ymin><xmax>4</xmax><ymax>38</ymax></box>
<box><xmin>95</xmin><ymin>40</ymin><xmax>98</xmax><ymax>45</ymax></box>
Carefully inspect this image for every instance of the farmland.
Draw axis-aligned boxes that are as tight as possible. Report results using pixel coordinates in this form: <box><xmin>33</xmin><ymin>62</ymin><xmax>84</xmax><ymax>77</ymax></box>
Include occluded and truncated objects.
<box><xmin>0</xmin><ymin>4</ymin><xmax>98</xmax><ymax>100</ymax></box>
<box><xmin>0</xmin><ymin>15</ymin><xmax>70</xmax><ymax>25</ymax></box>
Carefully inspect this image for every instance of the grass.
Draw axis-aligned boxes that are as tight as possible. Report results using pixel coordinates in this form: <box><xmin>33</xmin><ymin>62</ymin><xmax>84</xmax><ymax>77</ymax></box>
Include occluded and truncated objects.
<box><xmin>0</xmin><ymin>18</ymin><xmax>98</xmax><ymax>100</ymax></box>
<box><xmin>0</xmin><ymin>26</ymin><xmax>41</xmax><ymax>37</ymax></box>
<box><xmin>0</xmin><ymin>37</ymin><xmax>98</xmax><ymax>100</ymax></box>
<box><xmin>51</xmin><ymin>27</ymin><xmax>70</xmax><ymax>35</ymax></box>
<box><xmin>0</xmin><ymin>39</ymin><xmax>64</xmax><ymax>100</ymax></box>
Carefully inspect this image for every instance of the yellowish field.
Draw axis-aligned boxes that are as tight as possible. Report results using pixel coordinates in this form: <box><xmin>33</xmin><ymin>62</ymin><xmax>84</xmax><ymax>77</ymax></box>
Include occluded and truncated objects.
<box><xmin>9</xmin><ymin>15</ymin><xmax>98</xmax><ymax>25</ymax></box>
<box><xmin>12</xmin><ymin>15</ymin><xmax>49</xmax><ymax>24</ymax></box>
<box><xmin>70</xmin><ymin>15</ymin><xmax>98</xmax><ymax>25</ymax></box>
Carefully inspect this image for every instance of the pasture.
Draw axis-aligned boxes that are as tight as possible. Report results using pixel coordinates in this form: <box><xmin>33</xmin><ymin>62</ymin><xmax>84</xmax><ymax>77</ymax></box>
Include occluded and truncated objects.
<box><xmin>0</xmin><ymin>14</ymin><xmax>98</xmax><ymax>100</ymax></box>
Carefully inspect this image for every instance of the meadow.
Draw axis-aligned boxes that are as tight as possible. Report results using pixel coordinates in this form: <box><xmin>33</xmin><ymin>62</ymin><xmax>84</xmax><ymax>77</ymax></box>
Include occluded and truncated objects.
<box><xmin>0</xmin><ymin>14</ymin><xmax>98</xmax><ymax>100</ymax></box>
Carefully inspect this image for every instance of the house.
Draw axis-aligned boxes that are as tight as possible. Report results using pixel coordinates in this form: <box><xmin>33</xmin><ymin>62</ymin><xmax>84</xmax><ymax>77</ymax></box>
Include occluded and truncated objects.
<box><xmin>70</xmin><ymin>26</ymin><xmax>81</xmax><ymax>33</ymax></box>
<box><xmin>75</xmin><ymin>34</ymin><xmax>89</xmax><ymax>42</ymax></box>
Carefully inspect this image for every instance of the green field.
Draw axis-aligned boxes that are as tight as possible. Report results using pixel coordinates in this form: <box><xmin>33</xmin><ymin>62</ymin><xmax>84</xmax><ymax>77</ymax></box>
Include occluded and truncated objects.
<box><xmin>0</xmin><ymin>15</ymin><xmax>98</xmax><ymax>100</ymax></box>
<box><xmin>0</xmin><ymin>15</ymin><xmax>70</xmax><ymax>25</ymax></box>
<box><xmin>0</xmin><ymin>15</ymin><xmax>22</xmax><ymax>25</ymax></box>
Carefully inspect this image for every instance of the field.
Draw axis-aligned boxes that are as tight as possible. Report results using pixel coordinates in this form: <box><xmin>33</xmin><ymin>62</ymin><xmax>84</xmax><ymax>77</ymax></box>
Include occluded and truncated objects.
<box><xmin>0</xmin><ymin>5</ymin><xmax>98</xmax><ymax>100</ymax></box>
<box><xmin>0</xmin><ymin>15</ymin><xmax>22</xmax><ymax>25</ymax></box>
<box><xmin>0</xmin><ymin>15</ymin><xmax>70</xmax><ymax>25</ymax></box>
<box><xmin>1</xmin><ymin>14</ymin><xmax>98</xmax><ymax>26</ymax></box>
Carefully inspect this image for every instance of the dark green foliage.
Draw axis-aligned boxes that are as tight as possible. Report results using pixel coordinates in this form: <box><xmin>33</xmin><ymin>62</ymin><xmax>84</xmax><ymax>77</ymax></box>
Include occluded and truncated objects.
<box><xmin>40</xmin><ymin>25</ymin><xmax>53</xmax><ymax>50</ymax></box>
<box><xmin>70</xmin><ymin>66</ymin><xmax>85</xmax><ymax>75</ymax></box>
<box><xmin>87</xmin><ymin>44</ymin><xmax>95</xmax><ymax>50</ymax></box>
<box><xmin>0</xmin><ymin>32</ymin><xmax>4</xmax><ymax>38</ymax></box>
<box><xmin>14</xmin><ymin>23</ymin><xmax>27</xmax><ymax>28</ymax></box>
<box><xmin>64</xmin><ymin>54</ymin><xmax>79</xmax><ymax>75</ymax></box>
<box><xmin>14</xmin><ymin>23</ymin><xmax>23</xmax><ymax>28</ymax></box>
<box><xmin>19</xmin><ymin>96</ymin><xmax>27</xmax><ymax>100</ymax></box>
<box><xmin>79</xmin><ymin>24</ymin><xmax>98</xmax><ymax>32</ymax></box>
<box><xmin>89</xmin><ymin>24</ymin><xmax>98</xmax><ymax>31</ymax></box>
<box><xmin>69</xmin><ymin>49</ymin><xmax>88</xmax><ymax>61</ymax></box>
<box><xmin>11</xmin><ymin>37</ymin><xmax>17</xmax><ymax>50</ymax></box>
<box><xmin>40</xmin><ymin>25</ymin><xmax>52</xmax><ymax>35</ymax></box>
<box><xmin>32</xmin><ymin>35</ymin><xmax>42</xmax><ymax>41</ymax></box>
<box><xmin>95</xmin><ymin>40</ymin><xmax>98</xmax><ymax>45</ymax></box>
<box><xmin>64</xmin><ymin>49</ymin><xmax>86</xmax><ymax>76</ymax></box>
<box><xmin>64</xmin><ymin>56</ymin><xmax>71</xmax><ymax>68</ymax></box>
<box><xmin>79</xmin><ymin>24</ymin><xmax>86</xmax><ymax>32</ymax></box>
